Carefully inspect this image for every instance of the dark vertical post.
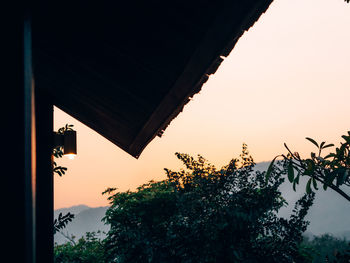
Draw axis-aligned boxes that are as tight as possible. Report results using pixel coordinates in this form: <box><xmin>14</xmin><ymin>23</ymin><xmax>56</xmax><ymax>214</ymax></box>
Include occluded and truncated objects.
<box><xmin>3</xmin><ymin>5</ymin><xmax>36</xmax><ymax>263</ymax></box>
<box><xmin>35</xmin><ymin>89</ymin><xmax>54</xmax><ymax>263</ymax></box>
<box><xmin>24</xmin><ymin>14</ymin><xmax>36</xmax><ymax>263</ymax></box>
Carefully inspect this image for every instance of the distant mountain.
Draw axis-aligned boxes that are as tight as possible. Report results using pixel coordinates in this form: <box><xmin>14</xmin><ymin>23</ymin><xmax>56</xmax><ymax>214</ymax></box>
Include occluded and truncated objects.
<box><xmin>54</xmin><ymin>204</ymin><xmax>90</xmax><ymax>218</ymax></box>
<box><xmin>54</xmin><ymin>206</ymin><xmax>109</xmax><ymax>245</ymax></box>
<box><xmin>55</xmin><ymin>162</ymin><xmax>350</xmax><ymax>244</ymax></box>
<box><xmin>255</xmin><ymin>162</ymin><xmax>350</xmax><ymax>239</ymax></box>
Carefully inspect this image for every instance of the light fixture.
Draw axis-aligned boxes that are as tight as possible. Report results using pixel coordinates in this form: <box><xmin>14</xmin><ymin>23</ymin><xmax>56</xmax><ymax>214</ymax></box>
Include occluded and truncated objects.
<box><xmin>53</xmin><ymin>130</ymin><xmax>77</xmax><ymax>159</ymax></box>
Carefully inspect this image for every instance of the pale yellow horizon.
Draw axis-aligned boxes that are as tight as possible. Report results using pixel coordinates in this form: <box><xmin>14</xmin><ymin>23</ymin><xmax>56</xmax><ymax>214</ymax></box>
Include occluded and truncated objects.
<box><xmin>54</xmin><ymin>0</ymin><xmax>350</xmax><ymax>209</ymax></box>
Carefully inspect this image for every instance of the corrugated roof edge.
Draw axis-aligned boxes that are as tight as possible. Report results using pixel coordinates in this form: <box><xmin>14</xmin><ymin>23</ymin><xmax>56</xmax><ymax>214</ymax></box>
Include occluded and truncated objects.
<box><xmin>129</xmin><ymin>0</ymin><xmax>274</xmax><ymax>158</ymax></box>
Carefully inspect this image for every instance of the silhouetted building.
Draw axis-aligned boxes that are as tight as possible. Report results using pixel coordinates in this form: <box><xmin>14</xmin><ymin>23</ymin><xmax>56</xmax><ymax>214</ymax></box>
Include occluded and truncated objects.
<box><xmin>9</xmin><ymin>1</ymin><xmax>272</xmax><ymax>262</ymax></box>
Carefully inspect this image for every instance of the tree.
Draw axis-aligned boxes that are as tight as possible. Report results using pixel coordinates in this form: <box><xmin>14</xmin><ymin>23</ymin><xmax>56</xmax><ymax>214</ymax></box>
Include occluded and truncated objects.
<box><xmin>103</xmin><ymin>145</ymin><xmax>315</xmax><ymax>263</ymax></box>
<box><xmin>302</xmin><ymin>234</ymin><xmax>350</xmax><ymax>263</ymax></box>
<box><xmin>54</xmin><ymin>231</ymin><xmax>106</xmax><ymax>263</ymax></box>
<box><xmin>267</xmin><ymin>132</ymin><xmax>350</xmax><ymax>202</ymax></box>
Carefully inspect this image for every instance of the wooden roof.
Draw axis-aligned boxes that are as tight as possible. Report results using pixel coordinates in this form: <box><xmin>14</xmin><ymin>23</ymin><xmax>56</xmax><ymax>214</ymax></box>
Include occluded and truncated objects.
<box><xmin>32</xmin><ymin>0</ymin><xmax>272</xmax><ymax>158</ymax></box>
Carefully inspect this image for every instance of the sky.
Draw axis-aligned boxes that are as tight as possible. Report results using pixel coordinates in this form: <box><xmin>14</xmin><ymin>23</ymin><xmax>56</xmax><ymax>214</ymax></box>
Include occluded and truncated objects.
<box><xmin>54</xmin><ymin>0</ymin><xmax>350</xmax><ymax>209</ymax></box>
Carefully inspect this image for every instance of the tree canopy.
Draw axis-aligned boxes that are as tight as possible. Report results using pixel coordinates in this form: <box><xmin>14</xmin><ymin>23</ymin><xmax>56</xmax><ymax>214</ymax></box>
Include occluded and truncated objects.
<box><xmin>54</xmin><ymin>144</ymin><xmax>350</xmax><ymax>262</ymax></box>
<box><xmin>102</xmin><ymin>145</ymin><xmax>315</xmax><ymax>263</ymax></box>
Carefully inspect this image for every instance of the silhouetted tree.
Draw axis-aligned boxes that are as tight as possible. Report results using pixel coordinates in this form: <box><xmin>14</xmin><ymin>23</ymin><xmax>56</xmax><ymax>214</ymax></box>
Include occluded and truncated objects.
<box><xmin>103</xmin><ymin>145</ymin><xmax>315</xmax><ymax>263</ymax></box>
<box><xmin>302</xmin><ymin>234</ymin><xmax>350</xmax><ymax>263</ymax></box>
<box><xmin>54</xmin><ymin>231</ymin><xmax>105</xmax><ymax>263</ymax></box>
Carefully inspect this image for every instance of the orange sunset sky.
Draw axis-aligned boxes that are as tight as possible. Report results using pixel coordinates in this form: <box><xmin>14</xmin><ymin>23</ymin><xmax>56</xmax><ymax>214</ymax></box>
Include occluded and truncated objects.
<box><xmin>54</xmin><ymin>0</ymin><xmax>350</xmax><ymax>209</ymax></box>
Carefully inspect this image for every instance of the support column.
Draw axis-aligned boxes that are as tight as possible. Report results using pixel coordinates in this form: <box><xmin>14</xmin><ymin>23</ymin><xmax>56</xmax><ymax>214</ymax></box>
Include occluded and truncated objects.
<box><xmin>35</xmin><ymin>89</ymin><xmax>54</xmax><ymax>263</ymax></box>
<box><xmin>3</xmin><ymin>7</ymin><xmax>36</xmax><ymax>263</ymax></box>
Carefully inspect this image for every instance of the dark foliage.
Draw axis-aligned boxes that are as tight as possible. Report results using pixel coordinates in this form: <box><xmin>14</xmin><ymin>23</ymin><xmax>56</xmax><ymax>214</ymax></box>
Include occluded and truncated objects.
<box><xmin>54</xmin><ymin>213</ymin><xmax>75</xmax><ymax>235</ymax></box>
<box><xmin>53</xmin><ymin>124</ymin><xmax>74</xmax><ymax>177</ymax></box>
<box><xmin>103</xmin><ymin>145</ymin><xmax>315</xmax><ymax>263</ymax></box>
<box><xmin>302</xmin><ymin>234</ymin><xmax>350</xmax><ymax>263</ymax></box>
<box><xmin>267</xmin><ymin>132</ymin><xmax>350</xmax><ymax>202</ymax></box>
<box><xmin>54</xmin><ymin>232</ymin><xmax>105</xmax><ymax>263</ymax></box>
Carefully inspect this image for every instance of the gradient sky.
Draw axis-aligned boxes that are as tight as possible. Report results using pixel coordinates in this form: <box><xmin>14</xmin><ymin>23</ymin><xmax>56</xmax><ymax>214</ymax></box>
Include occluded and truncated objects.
<box><xmin>54</xmin><ymin>0</ymin><xmax>350</xmax><ymax>209</ymax></box>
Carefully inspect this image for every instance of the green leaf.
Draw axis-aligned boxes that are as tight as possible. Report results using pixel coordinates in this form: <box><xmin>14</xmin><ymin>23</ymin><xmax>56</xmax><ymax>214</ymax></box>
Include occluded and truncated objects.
<box><xmin>304</xmin><ymin>159</ymin><xmax>315</xmax><ymax>175</ymax></box>
<box><xmin>336</xmin><ymin>169</ymin><xmax>347</xmax><ymax>186</ymax></box>
<box><xmin>265</xmin><ymin>156</ymin><xmax>279</xmax><ymax>182</ymax></box>
<box><xmin>320</xmin><ymin>141</ymin><xmax>325</xmax><ymax>149</ymax></box>
<box><xmin>338</xmin><ymin>144</ymin><xmax>346</xmax><ymax>158</ymax></box>
<box><xmin>341</xmin><ymin>135</ymin><xmax>350</xmax><ymax>144</ymax></box>
<box><xmin>306</xmin><ymin>179</ymin><xmax>312</xmax><ymax>194</ymax></box>
<box><xmin>325</xmin><ymin>171</ymin><xmax>337</xmax><ymax>185</ymax></box>
<box><xmin>322</xmin><ymin>144</ymin><xmax>334</xmax><ymax>149</ymax></box>
<box><xmin>312</xmin><ymin>178</ymin><xmax>318</xmax><ymax>190</ymax></box>
<box><xmin>293</xmin><ymin>181</ymin><xmax>297</xmax><ymax>191</ymax></box>
<box><xmin>306</xmin><ymin>137</ymin><xmax>319</xmax><ymax>148</ymax></box>
<box><xmin>324</xmin><ymin>153</ymin><xmax>336</xmax><ymax>159</ymax></box>
<box><xmin>287</xmin><ymin>162</ymin><xmax>294</xmax><ymax>183</ymax></box>
<box><xmin>323</xmin><ymin>183</ymin><xmax>328</xmax><ymax>190</ymax></box>
<box><xmin>295</xmin><ymin>172</ymin><xmax>300</xmax><ymax>184</ymax></box>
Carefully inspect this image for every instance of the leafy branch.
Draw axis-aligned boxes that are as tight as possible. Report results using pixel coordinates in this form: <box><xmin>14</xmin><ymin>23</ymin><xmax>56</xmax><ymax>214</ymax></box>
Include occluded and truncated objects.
<box><xmin>58</xmin><ymin>231</ymin><xmax>77</xmax><ymax>246</ymax></box>
<box><xmin>267</xmin><ymin>132</ymin><xmax>350</xmax><ymax>202</ymax></box>
<box><xmin>54</xmin><ymin>212</ymin><xmax>75</xmax><ymax>234</ymax></box>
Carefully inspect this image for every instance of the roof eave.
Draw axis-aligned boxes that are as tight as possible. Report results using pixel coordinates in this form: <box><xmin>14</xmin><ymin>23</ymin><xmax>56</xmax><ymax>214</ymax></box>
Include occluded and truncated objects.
<box><xmin>128</xmin><ymin>0</ymin><xmax>273</xmax><ymax>158</ymax></box>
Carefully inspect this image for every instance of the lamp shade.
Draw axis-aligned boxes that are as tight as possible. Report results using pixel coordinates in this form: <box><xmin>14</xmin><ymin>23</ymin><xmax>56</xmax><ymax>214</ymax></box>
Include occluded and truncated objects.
<box><xmin>63</xmin><ymin>130</ymin><xmax>77</xmax><ymax>156</ymax></box>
